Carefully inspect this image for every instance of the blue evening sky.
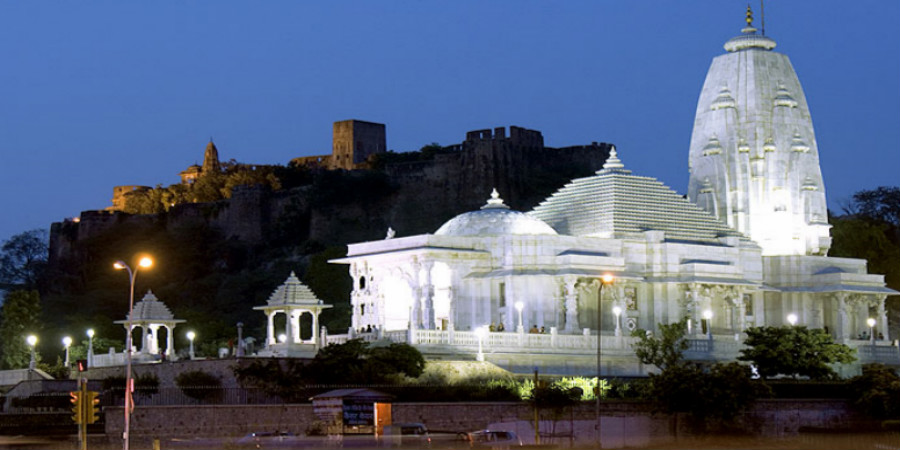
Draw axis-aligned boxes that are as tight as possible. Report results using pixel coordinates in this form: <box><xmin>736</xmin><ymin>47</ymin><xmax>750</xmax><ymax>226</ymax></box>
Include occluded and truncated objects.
<box><xmin>1</xmin><ymin>1</ymin><xmax>898</xmax><ymax>244</ymax></box>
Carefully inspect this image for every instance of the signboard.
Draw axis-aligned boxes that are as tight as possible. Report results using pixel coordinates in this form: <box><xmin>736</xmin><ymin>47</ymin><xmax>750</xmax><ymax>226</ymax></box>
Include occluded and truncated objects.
<box><xmin>342</xmin><ymin>400</ymin><xmax>374</xmax><ymax>426</ymax></box>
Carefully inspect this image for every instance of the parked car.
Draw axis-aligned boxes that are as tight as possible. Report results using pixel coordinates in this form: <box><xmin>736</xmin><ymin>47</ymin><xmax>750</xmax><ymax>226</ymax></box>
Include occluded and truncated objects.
<box><xmin>465</xmin><ymin>430</ymin><xmax>523</xmax><ymax>450</ymax></box>
<box><xmin>381</xmin><ymin>423</ymin><xmax>432</xmax><ymax>448</ymax></box>
<box><xmin>234</xmin><ymin>431</ymin><xmax>298</xmax><ymax>449</ymax></box>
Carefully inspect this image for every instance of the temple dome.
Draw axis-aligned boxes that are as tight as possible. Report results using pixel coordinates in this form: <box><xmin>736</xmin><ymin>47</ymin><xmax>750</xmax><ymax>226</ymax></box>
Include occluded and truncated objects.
<box><xmin>435</xmin><ymin>189</ymin><xmax>558</xmax><ymax>237</ymax></box>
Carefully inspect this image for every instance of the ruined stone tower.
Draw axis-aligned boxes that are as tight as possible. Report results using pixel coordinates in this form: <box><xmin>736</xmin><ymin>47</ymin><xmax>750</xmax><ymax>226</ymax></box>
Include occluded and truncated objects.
<box><xmin>331</xmin><ymin>120</ymin><xmax>386</xmax><ymax>170</ymax></box>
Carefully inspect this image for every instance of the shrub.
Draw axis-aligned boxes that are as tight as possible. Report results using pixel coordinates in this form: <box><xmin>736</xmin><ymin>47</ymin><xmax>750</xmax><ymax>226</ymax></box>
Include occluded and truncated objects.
<box><xmin>175</xmin><ymin>370</ymin><xmax>223</xmax><ymax>402</ymax></box>
<box><xmin>849</xmin><ymin>363</ymin><xmax>900</xmax><ymax>419</ymax></box>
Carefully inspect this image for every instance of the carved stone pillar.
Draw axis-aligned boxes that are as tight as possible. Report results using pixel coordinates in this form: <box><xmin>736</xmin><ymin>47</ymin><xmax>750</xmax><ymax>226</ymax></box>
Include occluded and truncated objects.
<box><xmin>423</xmin><ymin>262</ymin><xmax>435</xmax><ymax>330</ymax></box>
<box><xmin>312</xmin><ymin>310</ymin><xmax>320</xmax><ymax>345</ymax></box>
<box><xmin>165</xmin><ymin>325</ymin><xmax>174</xmax><ymax>357</ymax></box>
<box><xmin>139</xmin><ymin>326</ymin><xmax>148</xmax><ymax>354</ymax></box>
<box><xmin>148</xmin><ymin>325</ymin><xmax>159</xmax><ymax>354</ymax></box>
<box><xmin>563</xmin><ymin>276</ymin><xmax>579</xmax><ymax>332</ymax></box>
<box><xmin>836</xmin><ymin>293</ymin><xmax>850</xmax><ymax>341</ymax></box>
<box><xmin>732</xmin><ymin>295</ymin><xmax>745</xmax><ymax>335</ymax></box>
<box><xmin>679</xmin><ymin>284</ymin><xmax>700</xmax><ymax>335</ymax></box>
<box><xmin>446</xmin><ymin>286</ymin><xmax>456</xmax><ymax>331</ymax></box>
<box><xmin>267</xmin><ymin>311</ymin><xmax>276</xmax><ymax>346</ymax></box>
<box><xmin>284</xmin><ymin>310</ymin><xmax>294</xmax><ymax>344</ymax></box>
<box><xmin>877</xmin><ymin>295</ymin><xmax>889</xmax><ymax>341</ymax></box>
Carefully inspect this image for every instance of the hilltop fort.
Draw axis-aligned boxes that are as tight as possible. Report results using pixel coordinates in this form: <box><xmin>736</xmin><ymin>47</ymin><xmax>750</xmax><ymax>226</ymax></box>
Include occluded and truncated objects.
<box><xmin>51</xmin><ymin>121</ymin><xmax>610</xmax><ymax>269</ymax></box>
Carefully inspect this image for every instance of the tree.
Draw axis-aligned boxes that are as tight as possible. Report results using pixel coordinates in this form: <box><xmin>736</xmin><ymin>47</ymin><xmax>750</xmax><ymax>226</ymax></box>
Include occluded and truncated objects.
<box><xmin>646</xmin><ymin>362</ymin><xmax>769</xmax><ymax>430</ymax></box>
<box><xmin>738</xmin><ymin>326</ymin><xmax>856</xmax><ymax>380</ymax></box>
<box><xmin>305</xmin><ymin>339</ymin><xmax>425</xmax><ymax>385</ymax></box>
<box><xmin>0</xmin><ymin>229</ymin><xmax>48</xmax><ymax>290</ymax></box>
<box><xmin>848</xmin><ymin>363</ymin><xmax>900</xmax><ymax>419</ymax></box>
<box><xmin>175</xmin><ymin>370</ymin><xmax>224</xmax><ymax>402</ymax></box>
<box><xmin>367</xmin><ymin>343</ymin><xmax>426</xmax><ymax>379</ymax></box>
<box><xmin>233</xmin><ymin>359</ymin><xmax>308</xmax><ymax>402</ymax></box>
<box><xmin>630</xmin><ymin>318</ymin><xmax>690</xmax><ymax>371</ymax></box>
<box><xmin>847</xmin><ymin>186</ymin><xmax>900</xmax><ymax>228</ymax></box>
<box><xmin>0</xmin><ymin>290</ymin><xmax>41</xmax><ymax>369</ymax></box>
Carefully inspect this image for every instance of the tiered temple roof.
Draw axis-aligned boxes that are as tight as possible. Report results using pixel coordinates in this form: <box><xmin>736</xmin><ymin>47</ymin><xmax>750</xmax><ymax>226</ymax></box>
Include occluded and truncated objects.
<box><xmin>529</xmin><ymin>148</ymin><xmax>750</xmax><ymax>244</ymax></box>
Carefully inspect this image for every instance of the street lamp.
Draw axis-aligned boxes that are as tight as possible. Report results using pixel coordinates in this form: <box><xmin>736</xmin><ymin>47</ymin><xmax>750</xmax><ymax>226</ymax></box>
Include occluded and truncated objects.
<box><xmin>62</xmin><ymin>336</ymin><xmax>72</xmax><ymax>367</ymax></box>
<box><xmin>867</xmin><ymin>317</ymin><xmax>876</xmax><ymax>345</ymax></box>
<box><xmin>515</xmin><ymin>302</ymin><xmax>524</xmax><ymax>333</ymax></box>
<box><xmin>596</xmin><ymin>272</ymin><xmax>614</xmax><ymax>447</ymax></box>
<box><xmin>26</xmin><ymin>335</ymin><xmax>37</xmax><ymax>370</ymax></box>
<box><xmin>86</xmin><ymin>329</ymin><xmax>95</xmax><ymax>368</ymax></box>
<box><xmin>702</xmin><ymin>309</ymin><xmax>713</xmax><ymax>339</ymax></box>
<box><xmin>187</xmin><ymin>331</ymin><xmax>196</xmax><ymax>360</ymax></box>
<box><xmin>612</xmin><ymin>306</ymin><xmax>622</xmax><ymax>337</ymax></box>
<box><xmin>787</xmin><ymin>313</ymin><xmax>798</xmax><ymax>327</ymax></box>
<box><xmin>278</xmin><ymin>333</ymin><xmax>287</xmax><ymax>343</ymax></box>
<box><xmin>475</xmin><ymin>326</ymin><xmax>487</xmax><ymax>362</ymax></box>
<box><xmin>236</xmin><ymin>322</ymin><xmax>244</xmax><ymax>357</ymax></box>
<box><xmin>114</xmin><ymin>255</ymin><xmax>152</xmax><ymax>450</ymax></box>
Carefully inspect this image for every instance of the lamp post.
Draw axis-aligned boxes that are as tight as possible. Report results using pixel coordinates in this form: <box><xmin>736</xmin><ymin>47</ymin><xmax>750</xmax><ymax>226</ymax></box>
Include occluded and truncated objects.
<box><xmin>867</xmin><ymin>317</ymin><xmax>876</xmax><ymax>346</ymax></box>
<box><xmin>278</xmin><ymin>334</ymin><xmax>287</xmax><ymax>344</ymax></box>
<box><xmin>612</xmin><ymin>306</ymin><xmax>622</xmax><ymax>337</ymax></box>
<box><xmin>26</xmin><ymin>335</ymin><xmax>37</xmax><ymax>370</ymax></box>
<box><xmin>62</xmin><ymin>336</ymin><xmax>72</xmax><ymax>367</ymax></box>
<box><xmin>787</xmin><ymin>313</ymin><xmax>798</xmax><ymax>327</ymax></box>
<box><xmin>596</xmin><ymin>273</ymin><xmax>614</xmax><ymax>447</ymax></box>
<box><xmin>86</xmin><ymin>329</ymin><xmax>95</xmax><ymax>368</ymax></box>
<box><xmin>114</xmin><ymin>255</ymin><xmax>152</xmax><ymax>450</ymax></box>
<box><xmin>702</xmin><ymin>309</ymin><xmax>713</xmax><ymax>339</ymax></box>
<box><xmin>236</xmin><ymin>322</ymin><xmax>244</xmax><ymax>357</ymax></box>
<box><xmin>515</xmin><ymin>302</ymin><xmax>524</xmax><ymax>333</ymax></box>
<box><xmin>187</xmin><ymin>331</ymin><xmax>196</xmax><ymax>360</ymax></box>
<box><xmin>475</xmin><ymin>326</ymin><xmax>487</xmax><ymax>362</ymax></box>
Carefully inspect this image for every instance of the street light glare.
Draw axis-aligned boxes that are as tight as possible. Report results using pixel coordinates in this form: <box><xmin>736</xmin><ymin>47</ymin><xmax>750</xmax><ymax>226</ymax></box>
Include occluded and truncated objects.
<box><xmin>702</xmin><ymin>309</ymin><xmax>713</xmax><ymax>320</ymax></box>
<box><xmin>612</xmin><ymin>306</ymin><xmax>622</xmax><ymax>316</ymax></box>
<box><xmin>113</xmin><ymin>261</ymin><xmax>126</xmax><ymax>270</ymax></box>
<box><xmin>787</xmin><ymin>313</ymin><xmax>798</xmax><ymax>326</ymax></box>
<box><xmin>867</xmin><ymin>317</ymin><xmax>877</xmax><ymax>328</ymax></box>
<box><xmin>63</xmin><ymin>336</ymin><xmax>72</xmax><ymax>347</ymax></box>
<box><xmin>515</xmin><ymin>301</ymin><xmax>524</xmax><ymax>312</ymax></box>
<box><xmin>26</xmin><ymin>335</ymin><xmax>37</xmax><ymax>346</ymax></box>
<box><xmin>187</xmin><ymin>331</ymin><xmax>196</xmax><ymax>341</ymax></box>
<box><xmin>138</xmin><ymin>257</ymin><xmax>153</xmax><ymax>268</ymax></box>
<box><xmin>87</xmin><ymin>329</ymin><xmax>95</xmax><ymax>337</ymax></box>
<box><xmin>601</xmin><ymin>273</ymin><xmax>614</xmax><ymax>284</ymax></box>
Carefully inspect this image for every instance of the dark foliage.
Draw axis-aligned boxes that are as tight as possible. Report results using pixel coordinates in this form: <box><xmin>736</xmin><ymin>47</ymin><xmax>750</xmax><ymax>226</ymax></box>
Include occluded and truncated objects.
<box><xmin>646</xmin><ymin>362</ymin><xmax>770</xmax><ymax>431</ymax></box>
<box><xmin>0</xmin><ymin>290</ymin><xmax>41</xmax><ymax>369</ymax></box>
<box><xmin>174</xmin><ymin>370</ymin><xmax>223</xmax><ymax>402</ymax></box>
<box><xmin>849</xmin><ymin>363</ymin><xmax>900</xmax><ymax>419</ymax></box>
<box><xmin>0</xmin><ymin>229</ymin><xmax>48</xmax><ymax>290</ymax></box>
<box><xmin>630</xmin><ymin>318</ymin><xmax>689</xmax><ymax>371</ymax></box>
<box><xmin>233</xmin><ymin>359</ymin><xmax>309</xmax><ymax>403</ymax></box>
<box><xmin>738</xmin><ymin>326</ymin><xmax>856</xmax><ymax>380</ymax></box>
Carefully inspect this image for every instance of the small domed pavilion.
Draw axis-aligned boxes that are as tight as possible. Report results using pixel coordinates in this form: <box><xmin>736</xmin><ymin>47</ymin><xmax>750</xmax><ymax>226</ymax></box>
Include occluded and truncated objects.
<box><xmin>254</xmin><ymin>272</ymin><xmax>332</xmax><ymax>357</ymax></box>
<box><xmin>114</xmin><ymin>290</ymin><xmax>185</xmax><ymax>361</ymax></box>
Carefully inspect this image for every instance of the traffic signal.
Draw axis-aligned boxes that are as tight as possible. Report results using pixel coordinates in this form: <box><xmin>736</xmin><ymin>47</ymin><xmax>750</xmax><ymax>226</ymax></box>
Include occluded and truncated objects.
<box><xmin>85</xmin><ymin>391</ymin><xmax>100</xmax><ymax>424</ymax></box>
<box><xmin>69</xmin><ymin>391</ymin><xmax>83</xmax><ymax>424</ymax></box>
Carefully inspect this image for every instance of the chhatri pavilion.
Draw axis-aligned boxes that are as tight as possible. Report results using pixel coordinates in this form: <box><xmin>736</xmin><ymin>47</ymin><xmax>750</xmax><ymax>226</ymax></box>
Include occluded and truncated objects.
<box><xmin>329</xmin><ymin>10</ymin><xmax>898</xmax><ymax>376</ymax></box>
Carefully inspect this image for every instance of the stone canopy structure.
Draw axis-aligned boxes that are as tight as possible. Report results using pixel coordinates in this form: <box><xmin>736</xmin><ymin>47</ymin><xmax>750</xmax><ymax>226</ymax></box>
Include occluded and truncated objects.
<box><xmin>330</xmin><ymin>10</ymin><xmax>898</xmax><ymax>376</ymax></box>
<box><xmin>255</xmin><ymin>272</ymin><xmax>332</xmax><ymax>357</ymax></box>
<box><xmin>114</xmin><ymin>290</ymin><xmax>185</xmax><ymax>360</ymax></box>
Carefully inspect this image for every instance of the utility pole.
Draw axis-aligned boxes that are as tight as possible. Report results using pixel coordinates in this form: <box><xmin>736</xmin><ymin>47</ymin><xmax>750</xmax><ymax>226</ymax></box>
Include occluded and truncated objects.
<box><xmin>533</xmin><ymin>367</ymin><xmax>540</xmax><ymax>445</ymax></box>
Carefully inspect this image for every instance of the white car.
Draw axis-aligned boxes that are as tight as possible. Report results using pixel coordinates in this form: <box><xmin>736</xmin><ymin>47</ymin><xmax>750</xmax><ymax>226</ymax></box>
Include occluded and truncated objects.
<box><xmin>466</xmin><ymin>430</ymin><xmax>523</xmax><ymax>450</ymax></box>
